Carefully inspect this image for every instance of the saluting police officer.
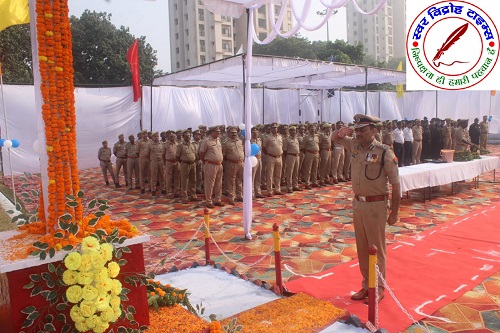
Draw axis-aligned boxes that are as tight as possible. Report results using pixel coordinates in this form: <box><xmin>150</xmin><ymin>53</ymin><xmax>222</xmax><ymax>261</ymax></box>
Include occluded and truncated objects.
<box><xmin>333</xmin><ymin>114</ymin><xmax>400</xmax><ymax>304</ymax></box>
<box><xmin>318</xmin><ymin>123</ymin><xmax>333</xmax><ymax>186</ymax></box>
<box><xmin>301</xmin><ymin>123</ymin><xmax>320</xmax><ymax>189</ymax></box>
<box><xmin>125</xmin><ymin>134</ymin><xmax>140</xmax><ymax>190</ymax></box>
<box><xmin>164</xmin><ymin>131</ymin><xmax>180</xmax><ymax>198</ymax></box>
<box><xmin>176</xmin><ymin>130</ymin><xmax>199</xmax><ymax>203</ymax></box>
<box><xmin>199</xmin><ymin>126</ymin><xmax>225</xmax><ymax>208</ymax></box>
<box><xmin>148</xmin><ymin>132</ymin><xmax>166</xmax><ymax>196</ymax></box>
<box><xmin>136</xmin><ymin>130</ymin><xmax>150</xmax><ymax>194</ymax></box>
<box><xmin>98</xmin><ymin>140</ymin><xmax>119</xmax><ymax>187</ymax></box>
<box><xmin>113</xmin><ymin>134</ymin><xmax>128</xmax><ymax>187</ymax></box>
<box><xmin>262</xmin><ymin>122</ymin><xmax>284</xmax><ymax>196</ymax></box>
<box><xmin>283</xmin><ymin>126</ymin><xmax>301</xmax><ymax>193</ymax></box>
<box><xmin>222</xmin><ymin>126</ymin><xmax>244</xmax><ymax>205</ymax></box>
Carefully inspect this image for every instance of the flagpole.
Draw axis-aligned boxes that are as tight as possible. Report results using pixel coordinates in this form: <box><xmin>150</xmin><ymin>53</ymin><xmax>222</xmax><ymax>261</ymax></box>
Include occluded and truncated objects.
<box><xmin>0</xmin><ymin>64</ymin><xmax>17</xmax><ymax>206</ymax></box>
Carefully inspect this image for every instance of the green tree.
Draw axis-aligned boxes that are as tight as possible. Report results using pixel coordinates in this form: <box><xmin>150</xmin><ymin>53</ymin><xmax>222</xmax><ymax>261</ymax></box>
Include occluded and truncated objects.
<box><xmin>70</xmin><ymin>10</ymin><xmax>161</xmax><ymax>85</ymax></box>
<box><xmin>0</xmin><ymin>10</ymin><xmax>162</xmax><ymax>85</ymax></box>
<box><xmin>312</xmin><ymin>40</ymin><xmax>364</xmax><ymax>64</ymax></box>
<box><xmin>0</xmin><ymin>24</ymin><xmax>34</xmax><ymax>84</ymax></box>
<box><xmin>253</xmin><ymin>35</ymin><xmax>316</xmax><ymax>59</ymax></box>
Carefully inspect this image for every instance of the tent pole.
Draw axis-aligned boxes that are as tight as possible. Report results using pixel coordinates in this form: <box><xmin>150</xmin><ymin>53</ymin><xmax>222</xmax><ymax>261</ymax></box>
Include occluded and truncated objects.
<box><xmin>435</xmin><ymin>91</ymin><xmax>438</xmax><ymax>118</ymax></box>
<box><xmin>262</xmin><ymin>85</ymin><xmax>265</xmax><ymax>124</ymax></box>
<box><xmin>242</xmin><ymin>8</ymin><xmax>254</xmax><ymax>240</ymax></box>
<box><xmin>365</xmin><ymin>66</ymin><xmax>368</xmax><ymax>115</ymax></box>
<box><xmin>378</xmin><ymin>90</ymin><xmax>381</xmax><ymax>119</ymax></box>
<box><xmin>339</xmin><ymin>88</ymin><xmax>342</xmax><ymax>122</ymax></box>
<box><xmin>242</xmin><ymin>55</ymin><xmax>246</xmax><ymax>121</ymax></box>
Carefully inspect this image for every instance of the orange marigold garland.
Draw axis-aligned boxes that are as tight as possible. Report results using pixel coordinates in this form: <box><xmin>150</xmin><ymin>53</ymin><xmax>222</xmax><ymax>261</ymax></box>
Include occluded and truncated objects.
<box><xmin>35</xmin><ymin>0</ymin><xmax>81</xmax><ymax>228</ymax></box>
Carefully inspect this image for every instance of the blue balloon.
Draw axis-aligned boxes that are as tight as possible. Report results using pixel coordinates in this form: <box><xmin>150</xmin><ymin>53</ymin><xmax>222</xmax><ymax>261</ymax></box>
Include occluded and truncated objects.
<box><xmin>11</xmin><ymin>139</ymin><xmax>20</xmax><ymax>148</ymax></box>
<box><xmin>0</xmin><ymin>139</ymin><xmax>4</xmax><ymax>147</ymax></box>
<box><xmin>488</xmin><ymin>115</ymin><xmax>493</xmax><ymax>122</ymax></box>
<box><xmin>241</xmin><ymin>129</ymin><xmax>246</xmax><ymax>137</ymax></box>
<box><xmin>250</xmin><ymin>143</ymin><xmax>260</xmax><ymax>156</ymax></box>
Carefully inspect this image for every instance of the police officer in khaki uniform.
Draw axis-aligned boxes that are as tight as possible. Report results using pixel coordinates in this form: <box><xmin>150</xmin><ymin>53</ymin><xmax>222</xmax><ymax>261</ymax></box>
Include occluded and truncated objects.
<box><xmin>318</xmin><ymin>123</ymin><xmax>333</xmax><ymax>186</ymax></box>
<box><xmin>262</xmin><ymin>122</ymin><xmax>283</xmax><ymax>196</ymax></box>
<box><xmin>164</xmin><ymin>131</ymin><xmax>180</xmax><ymax>198</ymax></box>
<box><xmin>250</xmin><ymin>126</ymin><xmax>264</xmax><ymax>198</ymax></box>
<box><xmin>333</xmin><ymin>114</ymin><xmax>400</xmax><ymax>303</ymax></box>
<box><xmin>192</xmin><ymin>129</ymin><xmax>204</xmax><ymax>194</ymax></box>
<box><xmin>455</xmin><ymin>119</ymin><xmax>473</xmax><ymax>151</ymax></box>
<box><xmin>300</xmin><ymin>123</ymin><xmax>320</xmax><ymax>189</ymax></box>
<box><xmin>113</xmin><ymin>134</ymin><xmax>128</xmax><ymax>187</ymax></box>
<box><xmin>297</xmin><ymin>124</ymin><xmax>306</xmax><ymax>181</ymax></box>
<box><xmin>260</xmin><ymin>125</ymin><xmax>271</xmax><ymax>191</ymax></box>
<box><xmin>223</xmin><ymin>126</ymin><xmax>244</xmax><ymax>205</ymax></box>
<box><xmin>331</xmin><ymin>121</ymin><xmax>346</xmax><ymax>184</ymax></box>
<box><xmin>125</xmin><ymin>134</ymin><xmax>140</xmax><ymax>190</ymax></box>
<box><xmin>283</xmin><ymin>126</ymin><xmax>301</xmax><ymax>192</ymax></box>
<box><xmin>176</xmin><ymin>130</ymin><xmax>199</xmax><ymax>203</ymax></box>
<box><xmin>382</xmin><ymin>121</ymin><xmax>394</xmax><ymax>147</ymax></box>
<box><xmin>136</xmin><ymin>130</ymin><xmax>150</xmax><ymax>194</ymax></box>
<box><xmin>199</xmin><ymin>126</ymin><xmax>225</xmax><ymax>208</ymax></box>
<box><xmin>412</xmin><ymin>119</ymin><xmax>423</xmax><ymax>165</ymax></box>
<box><xmin>442</xmin><ymin>118</ymin><xmax>452</xmax><ymax>149</ymax></box>
<box><xmin>98</xmin><ymin>140</ymin><xmax>119</xmax><ymax>187</ymax></box>
<box><xmin>148</xmin><ymin>132</ymin><xmax>166</xmax><ymax>196</ymax></box>
<box><xmin>479</xmin><ymin>115</ymin><xmax>489</xmax><ymax>150</ymax></box>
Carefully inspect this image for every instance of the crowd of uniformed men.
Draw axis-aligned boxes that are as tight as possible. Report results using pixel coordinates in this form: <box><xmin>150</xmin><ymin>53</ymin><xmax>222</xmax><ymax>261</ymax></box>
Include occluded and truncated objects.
<box><xmin>97</xmin><ymin>115</ymin><xmax>489</xmax><ymax>208</ymax></box>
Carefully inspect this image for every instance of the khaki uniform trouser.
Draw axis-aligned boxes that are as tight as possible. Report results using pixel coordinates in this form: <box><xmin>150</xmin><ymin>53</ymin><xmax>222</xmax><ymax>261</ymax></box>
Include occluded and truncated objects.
<box><xmin>352</xmin><ymin>198</ymin><xmax>387</xmax><ymax>291</ymax></box>
<box><xmin>285</xmin><ymin>154</ymin><xmax>299</xmax><ymax>190</ymax></box>
<box><xmin>266</xmin><ymin>155</ymin><xmax>282</xmax><ymax>193</ymax></box>
<box><xmin>412</xmin><ymin>141</ymin><xmax>422</xmax><ymax>165</ymax></box>
<box><xmin>204</xmin><ymin>163</ymin><xmax>223</xmax><ymax>205</ymax></box>
<box><xmin>150</xmin><ymin>159</ymin><xmax>164</xmax><ymax>191</ymax></box>
<box><xmin>139</xmin><ymin>158</ymin><xmax>150</xmax><ymax>190</ymax></box>
<box><xmin>165</xmin><ymin>161</ymin><xmax>180</xmax><ymax>194</ymax></box>
<box><xmin>443</xmin><ymin>136</ymin><xmax>452</xmax><ymax>150</ymax></box>
<box><xmin>252</xmin><ymin>158</ymin><xmax>262</xmax><ymax>195</ymax></box>
<box><xmin>480</xmin><ymin>133</ymin><xmax>488</xmax><ymax>150</ymax></box>
<box><xmin>331</xmin><ymin>147</ymin><xmax>345</xmax><ymax>180</ymax></box>
<box><xmin>343</xmin><ymin>150</ymin><xmax>351</xmax><ymax>179</ymax></box>
<box><xmin>180</xmin><ymin>161</ymin><xmax>196</xmax><ymax>200</ymax></box>
<box><xmin>115</xmin><ymin>157</ymin><xmax>127</xmax><ymax>184</ymax></box>
<box><xmin>225</xmin><ymin>161</ymin><xmax>243</xmax><ymax>201</ymax></box>
<box><xmin>319</xmin><ymin>150</ymin><xmax>332</xmax><ymax>182</ymax></box>
<box><xmin>302</xmin><ymin>152</ymin><xmax>319</xmax><ymax>185</ymax></box>
<box><xmin>127</xmin><ymin>157</ymin><xmax>140</xmax><ymax>188</ymax></box>
<box><xmin>100</xmin><ymin>161</ymin><xmax>115</xmax><ymax>184</ymax></box>
<box><xmin>195</xmin><ymin>160</ymin><xmax>203</xmax><ymax>192</ymax></box>
<box><xmin>261</xmin><ymin>154</ymin><xmax>268</xmax><ymax>187</ymax></box>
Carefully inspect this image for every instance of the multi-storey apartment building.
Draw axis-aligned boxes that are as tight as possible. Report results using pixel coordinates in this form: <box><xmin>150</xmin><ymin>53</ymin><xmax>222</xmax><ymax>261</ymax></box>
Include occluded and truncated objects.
<box><xmin>346</xmin><ymin>0</ymin><xmax>406</xmax><ymax>62</ymax></box>
<box><xmin>169</xmin><ymin>0</ymin><xmax>293</xmax><ymax>71</ymax></box>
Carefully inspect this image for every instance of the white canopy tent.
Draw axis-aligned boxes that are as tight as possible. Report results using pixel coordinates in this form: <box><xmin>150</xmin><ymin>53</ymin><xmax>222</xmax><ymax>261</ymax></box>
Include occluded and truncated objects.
<box><xmin>153</xmin><ymin>55</ymin><xmax>406</xmax><ymax>90</ymax></box>
<box><xmin>176</xmin><ymin>0</ymin><xmax>391</xmax><ymax>239</ymax></box>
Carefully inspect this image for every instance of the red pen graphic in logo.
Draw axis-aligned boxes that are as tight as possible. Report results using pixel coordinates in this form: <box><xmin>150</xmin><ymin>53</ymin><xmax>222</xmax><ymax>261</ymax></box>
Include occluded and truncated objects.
<box><xmin>407</xmin><ymin>0</ymin><xmax>499</xmax><ymax>90</ymax></box>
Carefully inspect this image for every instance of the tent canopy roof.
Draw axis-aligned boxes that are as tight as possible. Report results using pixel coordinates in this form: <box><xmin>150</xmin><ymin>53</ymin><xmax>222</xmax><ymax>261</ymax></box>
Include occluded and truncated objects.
<box><xmin>153</xmin><ymin>55</ymin><xmax>406</xmax><ymax>89</ymax></box>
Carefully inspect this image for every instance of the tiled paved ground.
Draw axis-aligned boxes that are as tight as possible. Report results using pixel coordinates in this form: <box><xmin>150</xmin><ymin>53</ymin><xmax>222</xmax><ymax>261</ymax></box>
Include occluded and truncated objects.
<box><xmin>6</xmin><ymin>146</ymin><xmax>500</xmax><ymax>332</ymax></box>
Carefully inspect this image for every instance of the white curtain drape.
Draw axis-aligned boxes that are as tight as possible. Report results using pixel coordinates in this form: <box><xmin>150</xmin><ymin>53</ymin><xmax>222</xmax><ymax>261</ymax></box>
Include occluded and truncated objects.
<box><xmin>1</xmin><ymin>85</ymin><xmax>499</xmax><ymax>175</ymax></box>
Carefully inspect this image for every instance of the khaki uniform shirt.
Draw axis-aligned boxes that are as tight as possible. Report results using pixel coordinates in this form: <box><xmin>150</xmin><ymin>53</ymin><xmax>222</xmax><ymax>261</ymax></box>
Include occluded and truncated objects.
<box><xmin>148</xmin><ymin>141</ymin><xmax>165</xmax><ymax>162</ymax></box>
<box><xmin>136</xmin><ymin>139</ymin><xmax>150</xmax><ymax>159</ymax></box>
<box><xmin>200</xmin><ymin>137</ymin><xmax>223</xmax><ymax>163</ymax></box>
<box><xmin>283</xmin><ymin>136</ymin><xmax>300</xmax><ymax>155</ymax></box>
<box><xmin>98</xmin><ymin>147</ymin><xmax>112</xmax><ymax>162</ymax></box>
<box><xmin>193</xmin><ymin>140</ymin><xmax>202</xmax><ymax>158</ymax></box>
<box><xmin>164</xmin><ymin>141</ymin><xmax>178</xmax><ymax>161</ymax></box>
<box><xmin>455</xmin><ymin>127</ymin><xmax>470</xmax><ymax>150</ymax></box>
<box><xmin>480</xmin><ymin>121</ymin><xmax>489</xmax><ymax>134</ymax></box>
<box><xmin>176</xmin><ymin>141</ymin><xmax>197</xmax><ymax>163</ymax></box>
<box><xmin>374</xmin><ymin>132</ymin><xmax>382</xmax><ymax>142</ymax></box>
<box><xmin>319</xmin><ymin>133</ymin><xmax>332</xmax><ymax>150</ymax></box>
<box><xmin>125</xmin><ymin>142</ymin><xmax>138</xmax><ymax>158</ymax></box>
<box><xmin>442</xmin><ymin>124</ymin><xmax>452</xmax><ymax>139</ymax></box>
<box><xmin>337</xmin><ymin>138</ymin><xmax>400</xmax><ymax>196</ymax></box>
<box><xmin>263</xmin><ymin>134</ymin><xmax>283</xmax><ymax>157</ymax></box>
<box><xmin>382</xmin><ymin>129</ymin><xmax>394</xmax><ymax>145</ymax></box>
<box><xmin>301</xmin><ymin>134</ymin><xmax>320</xmax><ymax>152</ymax></box>
<box><xmin>113</xmin><ymin>141</ymin><xmax>127</xmax><ymax>158</ymax></box>
<box><xmin>412</xmin><ymin>126</ymin><xmax>423</xmax><ymax>141</ymax></box>
<box><xmin>223</xmin><ymin>138</ymin><xmax>244</xmax><ymax>161</ymax></box>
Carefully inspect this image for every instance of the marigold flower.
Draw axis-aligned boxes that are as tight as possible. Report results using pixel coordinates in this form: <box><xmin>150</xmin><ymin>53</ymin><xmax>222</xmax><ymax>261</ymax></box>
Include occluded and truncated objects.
<box><xmin>81</xmin><ymin>236</ymin><xmax>100</xmax><ymax>252</ymax></box>
<box><xmin>64</xmin><ymin>252</ymin><xmax>82</xmax><ymax>271</ymax></box>
<box><xmin>79</xmin><ymin>300</ymin><xmax>97</xmax><ymax>318</ymax></box>
<box><xmin>66</xmin><ymin>285</ymin><xmax>83</xmax><ymax>303</ymax></box>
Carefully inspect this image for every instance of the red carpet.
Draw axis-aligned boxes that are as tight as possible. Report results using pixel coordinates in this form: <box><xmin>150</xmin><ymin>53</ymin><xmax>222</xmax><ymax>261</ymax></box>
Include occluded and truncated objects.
<box><xmin>285</xmin><ymin>204</ymin><xmax>500</xmax><ymax>332</ymax></box>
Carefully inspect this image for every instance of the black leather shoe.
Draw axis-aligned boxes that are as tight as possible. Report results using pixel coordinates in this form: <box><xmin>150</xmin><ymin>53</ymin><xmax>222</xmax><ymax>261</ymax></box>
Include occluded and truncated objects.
<box><xmin>351</xmin><ymin>289</ymin><xmax>369</xmax><ymax>300</ymax></box>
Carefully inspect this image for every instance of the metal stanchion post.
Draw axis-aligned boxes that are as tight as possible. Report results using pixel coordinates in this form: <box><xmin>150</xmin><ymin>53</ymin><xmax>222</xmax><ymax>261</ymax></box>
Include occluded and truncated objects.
<box><xmin>204</xmin><ymin>207</ymin><xmax>212</xmax><ymax>264</ymax></box>
<box><xmin>272</xmin><ymin>223</ymin><xmax>283</xmax><ymax>295</ymax></box>
<box><xmin>368</xmin><ymin>245</ymin><xmax>378</xmax><ymax>327</ymax></box>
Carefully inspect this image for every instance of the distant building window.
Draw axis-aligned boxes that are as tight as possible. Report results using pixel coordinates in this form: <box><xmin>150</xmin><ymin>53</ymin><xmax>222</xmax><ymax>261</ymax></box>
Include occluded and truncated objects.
<box><xmin>176</xmin><ymin>47</ymin><xmax>179</xmax><ymax>54</ymax></box>
<box><xmin>201</xmin><ymin>55</ymin><xmax>206</xmax><ymax>64</ymax></box>
<box><xmin>175</xmin><ymin>33</ymin><xmax>179</xmax><ymax>39</ymax></box>
<box><xmin>187</xmin><ymin>59</ymin><xmax>190</xmax><ymax>67</ymax></box>
<box><xmin>198</xmin><ymin>9</ymin><xmax>204</xmax><ymax>21</ymax></box>
<box><xmin>258</xmin><ymin>6</ymin><xmax>266</xmax><ymax>14</ymax></box>
<box><xmin>222</xmin><ymin>42</ymin><xmax>231</xmax><ymax>51</ymax></box>
<box><xmin>287</xmin><ymin>11</ymin><xmax>291</xmax><ymax>20</ymax></box>
<box><xmin>222</xmin><ymin>26</ymin><xmax>231</xmax><ymax>37</ymax></box>
<box><xmin>199</xmin><ymin>24</ymin><xmax>205</xmax><ymax>36</ymax></box>
<box><xmin>354</xmin><ymin>31</ymin><xmax>357</xmax><ymax>36</ymax></box>
<box><xmin>275</xmin><ymin>6</ymin><xmax>281</xmax><ymax>15</ymax></box>
<box><xmin>198</xmin><ymin>0</ymin><xmax>203</xmax><ymax>4</ymax></box>
<box><xmin>388</xmin><ymin>27</ymin><xmax>393</xmax><ymax>35</ymax></box>
<box><xmin>175</xmin><ymin>18</ymin><xmax>178</xmax><ymax>25</ymax></box>
<box><xmin>176</xmin><ymin>62</ymin><xmax>180</xmax><ymax>69</ymax></box>
<box><xmin>185</xmin><ymin>14</ymin><xmax>188</xmax><ymax>20</ymax></box>
<box><xmin>388</xmin><ymin>37</ymin><xmax>393</xmax><ymax>45</ymax></box>
<box><xmin>186</xmin><ymin>44</ymin><xmax>190</xmax><ymax>51</ymax></box>
<box><xmin>259</xmin><ymin>32</ymin><xmax>266</xmax><ymax>40</ymax></box>
<box><xmin>258</xmin><ymin>18</ymin><xmax>266</xmax><ymax>28</ymax></box>
<box><xmin>389</xmin><ymin>46</ymin><xmax>393</xmax><ymax>54</ymax></box>
<box><xmin>353</xmin><ymin>21</ymin><xmax>357</xmax><ymax>26</ymax></box>
<box><xmin>174</xmin><ymin>4</ymin><xmax>177</xmax><ymax>10</ymax></box>
<box><xmin>186</xmin><ymin>29</ymin><xmax>189</xmax><ymax>36</ymax></box>
<box><xmin>200</xmin><ymin>40</ymin><xmax>206</xmax><ymax>52</ymax></box>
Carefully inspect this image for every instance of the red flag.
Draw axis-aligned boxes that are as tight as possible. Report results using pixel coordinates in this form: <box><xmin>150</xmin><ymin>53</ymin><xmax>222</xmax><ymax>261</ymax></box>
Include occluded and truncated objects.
<box><xmin>126</xmin><ymin>39</ymin><xmax>141</xmax><ymax>102</ymax></box>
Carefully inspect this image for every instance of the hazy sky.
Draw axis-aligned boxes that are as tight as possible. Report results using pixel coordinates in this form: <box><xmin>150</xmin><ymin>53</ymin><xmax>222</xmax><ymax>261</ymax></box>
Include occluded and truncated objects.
<box><xmin>68</xmin><ymin>1</ymin><xmax>347</xmax><ymax>73</ymax></box>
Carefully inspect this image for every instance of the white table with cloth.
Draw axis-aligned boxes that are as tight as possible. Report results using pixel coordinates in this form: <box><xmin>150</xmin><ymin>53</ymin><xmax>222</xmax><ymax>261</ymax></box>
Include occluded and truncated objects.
<box><xmin>397</xmin><ymin>156</ymin><xmax>499</xmax><ymax>198</ymax></box>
